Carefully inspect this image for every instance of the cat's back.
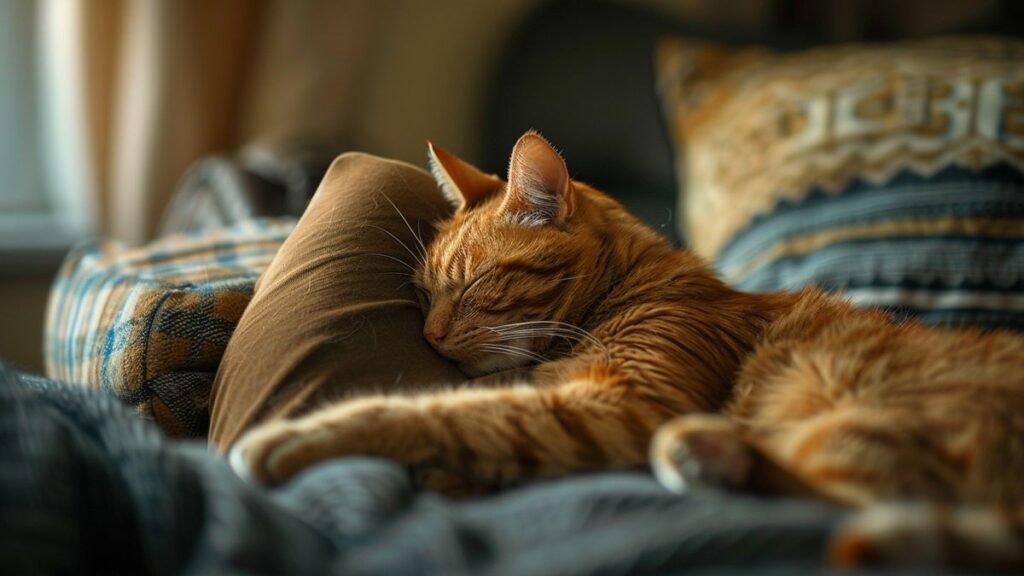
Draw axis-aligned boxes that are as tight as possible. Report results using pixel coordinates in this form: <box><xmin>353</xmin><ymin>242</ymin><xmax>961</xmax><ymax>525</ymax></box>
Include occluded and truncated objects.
<box><xmin>730</xmin><ymin>288</ymin><xmax>1024</xmax><ymax>430</ymax></box>
<box><xmin>729</xmin><ymin>291</ymin><xmax>1024</xmax><ymax>407</ymax></box>
<box><xmin>724</xmin><ymin>290</ymin><xmax>1024</xmax><ymax>504</ymax></box>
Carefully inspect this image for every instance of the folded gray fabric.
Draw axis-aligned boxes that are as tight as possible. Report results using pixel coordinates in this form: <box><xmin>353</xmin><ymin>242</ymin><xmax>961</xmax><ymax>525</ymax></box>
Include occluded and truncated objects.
<box><xmin>2</xmin><ymin>366</ymin><xmax>930</xmax><ymax>576</ymax></box>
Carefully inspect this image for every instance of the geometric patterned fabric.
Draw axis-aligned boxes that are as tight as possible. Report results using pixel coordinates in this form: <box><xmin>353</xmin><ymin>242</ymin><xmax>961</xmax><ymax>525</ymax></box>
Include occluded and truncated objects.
<box><xmin>45</xmin><ymin>218</ymin><xmax>294</xmax><ymax>437</ymax></box>
<box><xmin>658</xmin><ymin>36</ymin><xmax>1024</xmax><ymax>330</ymax></box>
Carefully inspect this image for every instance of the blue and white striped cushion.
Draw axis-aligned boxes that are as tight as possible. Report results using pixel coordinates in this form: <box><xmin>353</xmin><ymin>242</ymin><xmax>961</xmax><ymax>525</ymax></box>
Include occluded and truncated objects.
<box><xmin>716</xmin><ymin>164</ymin><xmax>1024</xmax><ymax>330</ymax></box>
<box><xmin>658</xmin><ymin>36</ymin><xmax>1024</xmax><ymax>329</ymax></box>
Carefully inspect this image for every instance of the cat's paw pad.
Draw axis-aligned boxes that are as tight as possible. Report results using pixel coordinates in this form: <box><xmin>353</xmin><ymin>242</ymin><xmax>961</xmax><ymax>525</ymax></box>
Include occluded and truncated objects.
<box><xmin>651</xmin><ymin>415</ymin><xmax>753</xmax><ymax>493</ymax></box>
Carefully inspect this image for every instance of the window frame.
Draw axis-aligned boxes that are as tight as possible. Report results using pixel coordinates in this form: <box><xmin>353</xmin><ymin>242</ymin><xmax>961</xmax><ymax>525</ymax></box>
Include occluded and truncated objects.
<box><xmin>0</xmin><ymin>0</ymin><xmax>97</xmax><ymax>275</ymax></box>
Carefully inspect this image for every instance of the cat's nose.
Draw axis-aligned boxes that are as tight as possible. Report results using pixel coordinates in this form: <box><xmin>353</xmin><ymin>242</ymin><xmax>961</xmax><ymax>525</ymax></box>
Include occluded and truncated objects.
<box><xmin>425</xmin><ymin>328</ymin><xmax>447</xmax><ymax>345</ymax></box>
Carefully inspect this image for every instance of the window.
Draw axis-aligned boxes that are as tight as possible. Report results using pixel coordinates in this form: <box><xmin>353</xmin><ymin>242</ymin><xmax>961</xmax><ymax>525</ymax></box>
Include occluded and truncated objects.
<box><xmin>0</xmin><ymin>0</ymin><xmax>92</xmax><ymax>269</ymax></box>
<box><xmin>0</xmin><ymin>1</ymin><xmax>47</xmax><ymax>224</ymax></box>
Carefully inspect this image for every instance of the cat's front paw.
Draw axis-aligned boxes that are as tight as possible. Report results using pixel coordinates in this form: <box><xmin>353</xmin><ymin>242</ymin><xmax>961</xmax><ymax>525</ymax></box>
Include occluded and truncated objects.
<box><xmin>228</xmin><ymin>420</ymin><xmax>325</xmax><ymax>486</ymax></box>
<box><xmin>228</xmin><ymin>399</ymin><xmax>437</xmax><ymax>486</ymax></box>
<box><xmin>650</xmin><ymin>414</ymin><xmax>754</xmax><ymax>493</ymax></box>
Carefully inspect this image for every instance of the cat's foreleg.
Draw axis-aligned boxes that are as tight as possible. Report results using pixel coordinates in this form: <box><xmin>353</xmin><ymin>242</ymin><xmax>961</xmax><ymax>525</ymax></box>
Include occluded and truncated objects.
<box><xmin>230</xmin><ymin>374</ymin><xmax>667</xmax><ymax>491</ymax></box>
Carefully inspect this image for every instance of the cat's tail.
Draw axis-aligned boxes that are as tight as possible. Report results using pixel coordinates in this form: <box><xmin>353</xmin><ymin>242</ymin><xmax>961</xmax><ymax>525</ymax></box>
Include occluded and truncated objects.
<box><xmin>830</xmin><ymin>502</ymin><xmax>1024</xmax><ymax>572</ymax></box>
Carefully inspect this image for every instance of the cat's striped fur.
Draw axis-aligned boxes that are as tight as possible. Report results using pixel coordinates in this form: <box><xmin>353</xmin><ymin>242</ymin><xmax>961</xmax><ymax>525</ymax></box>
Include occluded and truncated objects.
<box><xmin>232</xmin><ymin>131</ymin><xmax>1024</xmax><ymax>571</ymax></box>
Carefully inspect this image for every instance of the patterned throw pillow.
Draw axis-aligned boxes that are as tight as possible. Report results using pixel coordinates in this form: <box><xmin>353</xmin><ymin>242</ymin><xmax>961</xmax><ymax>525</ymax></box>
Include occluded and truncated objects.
<box><xmin>45</xmin><ymin>219</ymin><xmax>295</xmax><ymax>437</ymax></box>
<box><xmin>657</xmin><ymin>36</ymin><xmax>1024</xmax><ymax>329</ymax></box>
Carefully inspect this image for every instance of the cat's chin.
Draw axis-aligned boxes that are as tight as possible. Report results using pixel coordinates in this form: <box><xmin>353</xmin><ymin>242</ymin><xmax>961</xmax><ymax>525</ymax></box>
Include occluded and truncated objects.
<box><xmin>458</xmin><ymin>354</ymin><xmax>532</xmax><ymax>378</ymax></box>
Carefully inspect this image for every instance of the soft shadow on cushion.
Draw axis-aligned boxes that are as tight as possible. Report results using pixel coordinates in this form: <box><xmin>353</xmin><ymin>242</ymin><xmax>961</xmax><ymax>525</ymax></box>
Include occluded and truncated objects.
<box><xmin>209</xmin><ymin>152</ymin><xmax>465</xmax><ymax>451</ymax></box>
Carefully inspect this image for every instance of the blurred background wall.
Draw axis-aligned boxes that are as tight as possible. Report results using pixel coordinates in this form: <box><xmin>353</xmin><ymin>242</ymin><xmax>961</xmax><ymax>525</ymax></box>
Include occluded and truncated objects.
<box><xmin>0</xmin><ymin>0</ymin><xmax>1008</xmax><ymax>373</ymax></box>
<box><xmin>0</xmin><ymin>0</ymin><xmax>697</xmax><ymax>372</ymax></box>
<box><xmin>2</xmin><ymin>0</ymin><xmax>556</xmax><ymax>373</ymax></box>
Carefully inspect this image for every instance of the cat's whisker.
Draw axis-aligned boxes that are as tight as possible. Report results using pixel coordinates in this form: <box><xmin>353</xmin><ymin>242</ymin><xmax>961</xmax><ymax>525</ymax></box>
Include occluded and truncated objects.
<box><xmin>488</xmin><ymin>328</ymin><xmax>581</xmax><ymax>342</ymax></box>
<box><xmin>479</xmin><ymin>343</ymin><xmax>549</xmax><ymax>364</ymax></box>
<box><xmin>378</xmin><ymin>271</ymin><xmax>418</xmax><ymax>291</ymax></box>
<box><xmin>487</xmin><ymin>327</ymin><xmax>600</xmax><ymax>351</ymax></box>
<box><xmin>365</xmin><ymin>224</ymin><xmax>425</xmax><ymax>269</ymax></box>
<box><xmin>365</xmin><ymin>252</ymin><xmax>419</xmax><ymax>274</ymax></box>
<box><xmin>485</xmin><ymin>321</ymin><xmax>609</xmax><ymax>357</ymax></box>
<box><xmin>489</xmin><ymin>329</ymin><xmax>601</xmax><ymax>356</ymax></box>
<box><xmin>378</xmin><ymin>192</ymin><xmax>429</xmax><ymax>262</ymax></box>
<box><xmin>380</xmin><ymin>271</ymin><xmax>415</xmax><ymax>278</ymax></box>
<box><xmin>499</xmin><ymin>330</ymin><xmax>583</xmax><ymax>342</ymax></box>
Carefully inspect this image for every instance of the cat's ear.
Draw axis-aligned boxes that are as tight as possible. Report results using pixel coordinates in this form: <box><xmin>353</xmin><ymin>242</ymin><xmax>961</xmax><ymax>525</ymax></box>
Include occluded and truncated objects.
<box><xmin>427</xmin><ymin>142</ymin><xmax>504</xmax><ymax>210</ymax></box>
<box><xmin>502</xmin><ymin>131</ymin><xmax>576</xmax><ymax>226</ymax></box>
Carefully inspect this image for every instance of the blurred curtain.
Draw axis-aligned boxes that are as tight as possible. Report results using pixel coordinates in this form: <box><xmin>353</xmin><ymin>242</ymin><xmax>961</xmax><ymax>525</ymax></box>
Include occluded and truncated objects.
<box><xmin>107</xmin><ymin>0</ymin><xmax>264</xmax><ymax>242</ymax></box>
<box><xmin>71</xmin><ymin>0</ymin><xmax>264</xmax><ymax>243</ymax></box>
<box><xmin>44</xmin><ymin>0</ymin><xmax>390</xmax><ymax>243</ymax></box>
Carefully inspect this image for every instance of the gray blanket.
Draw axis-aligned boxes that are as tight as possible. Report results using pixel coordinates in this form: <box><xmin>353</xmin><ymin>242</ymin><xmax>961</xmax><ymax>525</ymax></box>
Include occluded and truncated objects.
<box><xmin>2</xmin><ymin>365</ymin><xmax>929</xmax><ymax>575</ymax></box>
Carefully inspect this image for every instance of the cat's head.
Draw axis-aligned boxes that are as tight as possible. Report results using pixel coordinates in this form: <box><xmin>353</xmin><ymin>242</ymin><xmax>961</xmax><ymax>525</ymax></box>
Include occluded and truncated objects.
<box><xmin>416</xmin><ymin>131</ymin><xmax>615</xmax><ymax>376</ymax></box>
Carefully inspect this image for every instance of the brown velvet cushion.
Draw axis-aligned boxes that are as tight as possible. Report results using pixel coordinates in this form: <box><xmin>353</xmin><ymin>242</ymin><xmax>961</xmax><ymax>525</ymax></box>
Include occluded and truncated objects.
<box><xmin>209</xmin><ymin>152</ymin><xmax>465</xmax><ymax>451</ymax></box>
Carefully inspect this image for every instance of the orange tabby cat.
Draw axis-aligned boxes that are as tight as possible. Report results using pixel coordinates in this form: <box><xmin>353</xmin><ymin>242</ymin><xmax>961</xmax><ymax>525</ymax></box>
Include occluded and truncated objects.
<box><xmin>231</xmin><ymin>131</ymin><xmax>1024</xmax><ymax>571</ymax></box>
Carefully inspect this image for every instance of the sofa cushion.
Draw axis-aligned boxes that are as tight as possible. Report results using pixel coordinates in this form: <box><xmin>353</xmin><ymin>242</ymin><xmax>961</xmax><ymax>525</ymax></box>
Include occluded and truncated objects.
<box><xmin>657</xmin><ymin>36</ymin><xmax>1024</xmax><ymax>329</ymax></box>
<box><xmin>208</xmin><ymin>152</ymin><xmax>465</xmax><ymax>452</ymax></box>
<box><xmin>45</xmin><ymin>219</ymin><xmax>294</xmax><ymax>437</ymax></box>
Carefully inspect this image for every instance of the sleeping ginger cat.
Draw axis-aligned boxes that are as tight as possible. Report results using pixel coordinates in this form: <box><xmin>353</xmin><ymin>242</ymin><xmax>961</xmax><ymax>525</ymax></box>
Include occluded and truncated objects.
<box><xmin>231</xmin><ymin>131</ymin><xmax>1024</xmax><ymax>570</ymax></box>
